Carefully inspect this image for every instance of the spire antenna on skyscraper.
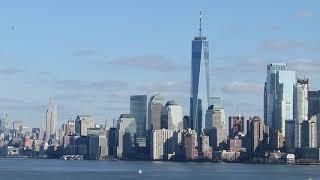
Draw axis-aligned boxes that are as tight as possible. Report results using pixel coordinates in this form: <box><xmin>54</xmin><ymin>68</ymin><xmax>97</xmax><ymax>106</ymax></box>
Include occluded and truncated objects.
<box><xmin>199</xmin><ymin>9</ymin><xmax>202</xmax><ymax>37</ymax></box>
<box><xmin>190</xmin><ymin>9</ymin><xmax>210</xmax><ymax>134</ymax></box>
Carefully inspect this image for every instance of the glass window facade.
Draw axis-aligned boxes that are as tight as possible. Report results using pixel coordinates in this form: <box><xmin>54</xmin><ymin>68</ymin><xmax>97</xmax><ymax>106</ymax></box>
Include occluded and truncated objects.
<box><xmin>190</xmin><ymin>37</ymin><xmax>210</xmax><ymax>133</ymax></box>
<box><xmin>130</xmin><ymin>95</ymin><xmax>147</xmax><ymax>138</ymax></box>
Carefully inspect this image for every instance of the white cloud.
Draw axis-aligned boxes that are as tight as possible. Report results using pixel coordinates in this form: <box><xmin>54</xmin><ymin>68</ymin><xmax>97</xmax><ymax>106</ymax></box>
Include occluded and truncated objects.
<box><xmin>288</xmin><ymin>59</ymin><xmax>320</xmax><ymax>73</ymax></box>
<box><xmin>223</xmin><ymin>81</ymin><xmax>264</xmax><ymax>94</ymax></box>
<box><xmin>136</xmin><ymin>81</ymin><xmax>189</xmax><ymax>94</ymax></box>
<box><xmin>261</xmin><ymin>40</ymin><xmax>304</xmax><ymax>51</ymax></box>
<box><xmin>55</xmin><ymin>79</ymin><xmax>128</xmax><ymax>91</ymax></box>
<box><xmin>109</xmin><ymin>55</ymin><xmax>186</xmax><ymax>72</ymax></box>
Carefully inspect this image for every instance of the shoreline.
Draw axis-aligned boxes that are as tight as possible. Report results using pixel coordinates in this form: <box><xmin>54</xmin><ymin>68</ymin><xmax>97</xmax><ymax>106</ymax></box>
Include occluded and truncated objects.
<box><xmin>2</xmin><ymin>157</ymin><xmax>319</xmax><ymax>165</ymax></box>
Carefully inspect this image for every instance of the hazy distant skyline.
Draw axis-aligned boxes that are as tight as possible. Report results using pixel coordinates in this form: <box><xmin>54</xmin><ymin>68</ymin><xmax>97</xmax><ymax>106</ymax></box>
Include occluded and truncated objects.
<box><xmin>0</xmin><ymin>0</ymin><xmax>319</xmax><ymax>128</ymax></box>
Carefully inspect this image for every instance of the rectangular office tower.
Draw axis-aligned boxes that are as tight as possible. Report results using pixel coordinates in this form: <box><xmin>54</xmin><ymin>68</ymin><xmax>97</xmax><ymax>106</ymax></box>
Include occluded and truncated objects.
<box><xmin>293</xmin><ymin>79</ymin><xmax>309</xmax><ymax>148</ymax></box>
<box><xmin>293</xmin><ymin>79</ymin><xmax>309</xmax><ymax>123</ymax></box>
<box><xmin>308</xmin><ymin>90</ymin><xmax>320</xmax><ymax>118</ymax></box>
<box><xmin>148</xmin><ymin>94</ymin><xmax>165</xmax><ymax>131</ymax></box>
<box><xmin>190</xmin><ymin>10</ymin><xmax>210</xmax><ymax>133</ymax></box>
<box><xmin>277</xmin><ymin>70</ymin><xmax>296</xmax><ymax>134</ymax></box>
<box><xmin>130</xmin><ymin>95</ymin><xmax>147</xmax><ymax>137</ymax></box>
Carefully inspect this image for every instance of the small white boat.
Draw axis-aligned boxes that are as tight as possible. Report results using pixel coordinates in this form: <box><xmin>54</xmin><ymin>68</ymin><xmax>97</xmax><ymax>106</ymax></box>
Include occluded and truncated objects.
<box><xmin>138</xmin><ymin>169</ymin><xmax>142</xmax><ymax>174</ymax></box>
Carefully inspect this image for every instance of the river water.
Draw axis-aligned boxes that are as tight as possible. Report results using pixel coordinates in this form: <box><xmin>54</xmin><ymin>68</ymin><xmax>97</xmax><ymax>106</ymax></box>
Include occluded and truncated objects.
<box><xmin>0</xmin><ymin>159</ymin><xmax>319</xmax><ymax>180</ymax></box>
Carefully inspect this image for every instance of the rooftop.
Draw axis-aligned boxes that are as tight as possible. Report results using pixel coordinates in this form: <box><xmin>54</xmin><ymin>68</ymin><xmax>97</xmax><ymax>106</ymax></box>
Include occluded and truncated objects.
<box><xmin>166</xmin><ymin>100</ymin><xmax>178</xmax><ymax>106</ymax></box>
<box><xmin>119</xmin><ymin>114</ymin><xmax>134</xmax><ymax>119</ymax></box>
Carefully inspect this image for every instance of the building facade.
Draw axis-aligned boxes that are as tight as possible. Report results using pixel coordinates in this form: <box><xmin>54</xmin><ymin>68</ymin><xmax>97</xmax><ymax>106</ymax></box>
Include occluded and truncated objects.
<box><xmin>184</xmin><ymin>130</ymin><xmax>198</xmax><ymax>160</ymax></box>
<box><xmin>190</xmin><ymin>11</ymin><xmax>210</xmax><ymax>134</ymax></box>
<box><xmin>264</xmin><ymin>63</ymin><xmax>288</xmax><ymax>127</ymax></box>
<box><xmin>150</xmin><ymin>129</ymin><xmax>174</xmax><ymax>160</ymax></box>
<box><xmin>205</xmin><ymin>105</ymin><xmax>227</xmax><ymax>149</ymax></box>
<box><xmin>183</xmin><ymin>116</ymin><xmax>190</xmax><ymax>129</ymax></box>
<box><xmin>75</xmin><ymin>115</ymin><xmax>95</xmax><ymax>136</ymax></box>
<box><xmin>12</xmin><ymin>121</ymin><xmax>23</xmax><ymax>132</ymax></box>
<box><xmin>275</xmin><ymin>70</ymin><xmax>296</xmax><ymax>135</ymax></box>
<box><xmin>205</xmin><ymin>105</ymin><xmax>226</xmax><ymax>130</ymax></box>
<box><xmin>229</xmin><ymin>136</ymin><xmax>242</xmax><ymax>152</ymax></box>
<box><xmin>248</xmin><ymin>116</ymin><xmax>264</xmax><ymax>154</ymax></box>
<box><xmin>308</xmin><ymin>90</ymin><xmax>320</xmax><ymax>118</ymax></box>
<box><xmin>130</xmin><ymin>95</ymin><xmax>147</xmax><ymax>137</ymax></box>
<box><xmin>293</xmin><ymin>79</ymin><xmax>309</xmax><ymax>148</ymax></box>
<box><xmin>63</xmin><ymin>121</ymin><xmax>75</xmax><ymax>136</ymax></box>
<box><xmin>161</xmin><ymin>101</ymin><xmax>183</xmax><ymax>130</ymax></box>
<box><xmin>148</xmin><ymin>94</ymin><xmax>165</xmax><ymax>131</ymax></box>
<box><xmin>285</xmin><ymin>120</ymin><xmax>295</xmax><ymax>150</ymax></box>
<box><xmin>300</xmin><ymin>117</ymin><xmax>317</xmax><ymax>148</ymax></box>
<box><xmin>198</xmin><ymin>133</ymin><xmax>212</xmax><ymax>159</ymax></box>
<box><xmin>229</xmin><ymin>116</ymin><xmax>246</xmax><ymax>138</ymax></box>
<box><xmin>46</xmin><ymin>102</ymin><xmax>57</xmax><ymax>140</ymax></box>
<box><xmin>116</xmin><ymin>114</ymin><xmax>136</xmax><ymax>158</ymax></box>
<box><xmin>0</xmin><ymin>113</ymin><xmax>9</xmax><ymax>134</ymax></box>
<box><xmin>294</xmin><ymin>79</ymin><xmax>309</xmax><ymax>123</ymax></box>
<box><xmin>88</xmin><ymin>135</ymin><xmax>108</xmax><ymax>160</ymax></box>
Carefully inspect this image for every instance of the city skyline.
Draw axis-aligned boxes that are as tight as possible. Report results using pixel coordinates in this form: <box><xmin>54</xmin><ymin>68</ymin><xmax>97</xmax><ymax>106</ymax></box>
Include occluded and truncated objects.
<box><xmin>1</xmin><ymin>1</ymin><xmax>320</xmax><ymax>129</ymax></box>
<box><xmin>1</xmin><ymin>1</ymin><xmax>320</xmax><ymax>168</ymax></box>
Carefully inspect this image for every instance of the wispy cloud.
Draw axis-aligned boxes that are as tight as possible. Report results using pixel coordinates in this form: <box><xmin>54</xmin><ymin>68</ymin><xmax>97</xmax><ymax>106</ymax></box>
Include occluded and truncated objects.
<box><xmin>0</xmin><ymin>97</ymin><xmax>26</xmax><ymax>104</ymax></box>
<box><xmin>213</xmin><ymin>57</ymin><xmax>268</xmax><ymax>74</ymax></box>
<box><xmin>53</xmin><ymin>93</ymin><xmax>97</xmax><ymax>101</ymax></box>
<box><xmin>222</xmin><ymin>81</ymin><xmax>264</xmax><ymax>94</ymax></box>
<box><xmin>0</xmin><ymin>97</ymin><xmax>46</xmax><ymax>112</ymax></box>
<box><xmin>109</xmin><ymin>55</ymin><xmax>186</xmax><ymax>72</ymax></box>
<box><xmin>270</xmin><ymin>25</ymin><xmax>281</xmax><ymax>32</ymax></box>
<box><xmin>295</xmin><ymin>10</ymin><xmax>313</xmax><ymax>17</ymax></box>
<box><xmin>238</xmin><ymin>58</ymin><xmax>266</xmax><ymax>72</ymax></box>
<box><xmin>72</xmin><ymin>49</ymin><xmax>102</xmax><ymax>57</ymax></box>
<box><xmin>288</xmin><ymin>59</ymin><xmax>320</xmax><ymax>73</ymax></box>
<box><xmin>55</xmin><ymin>80</ymin><xmax>128</xmax><ymax>91</ymax></box>
<box><xmin>260</xmin><ymin>40</ymin><xmax>304</xmax><ymax>51</ymax></box>
<box><xmin>215</xmin><ymin>56</ymin><xmax>320</xmax><ymax>77</ymax></box>
<box><xmin>136</xmin><ymin>81</ymin><xmax>189</xmax><ymax>94</ymax></box>
<box><xmin>39</xmin><ymin>71</ymin><xmax>51</xmax><ymax>76</ymax></box>
<box><xmin>0</xmin><ymin>68</ymin><xmax>23</xmax><ymax>75</ymax></box>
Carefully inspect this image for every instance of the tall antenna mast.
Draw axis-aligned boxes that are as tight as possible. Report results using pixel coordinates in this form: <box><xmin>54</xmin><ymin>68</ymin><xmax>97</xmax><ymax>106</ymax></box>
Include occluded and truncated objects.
<box><xmin>199</xmin><ymin>9</ymin><xmax>202</xmax><ymax>37</ymax></box>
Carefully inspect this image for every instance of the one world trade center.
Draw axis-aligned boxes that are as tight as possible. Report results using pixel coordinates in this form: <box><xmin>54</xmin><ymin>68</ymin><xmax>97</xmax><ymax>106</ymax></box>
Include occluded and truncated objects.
<box><xmin>189</xmin><ymin>10</ymin><xmax>210</xmax><ymax>133</ymax></box>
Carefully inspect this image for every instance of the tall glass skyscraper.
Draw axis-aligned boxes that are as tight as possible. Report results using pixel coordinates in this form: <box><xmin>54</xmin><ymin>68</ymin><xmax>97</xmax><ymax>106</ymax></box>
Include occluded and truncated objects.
<box><xmin>293</xmin><ymin>79</ymin><xmax>309</xmax><ymax>123</ymax></box>
<box><xmin>293</xmin><ymin>78</ymin><xmax>309</xmax><ymax>148</ymax></box>
<box><xmin>264</xmin><ymin>63</ymin><xmax>288</xmax><ymax>127</ymax></box>
<box><xmin>190</xmin><ymin>11</ymin><xmax>210</xmax><ymax>133</ymax></box>
<box><xmin>308</xmin><ymin>90</ymin><xmax>320</xmax><ymax>118</ymax></box>
<box><xmin>276</xmin><ymin>70</ymin><xmax>296</xmax><ymax>134</ymax></box>
<box><xmin>130</xmin><ymin>95</ymin><xmax>147</xmax><ymax>137</ymax></box>
<box><xmin>264</xmin><ymin>63</ymin><xmax>296</xmax><ymax>136</ymax></box>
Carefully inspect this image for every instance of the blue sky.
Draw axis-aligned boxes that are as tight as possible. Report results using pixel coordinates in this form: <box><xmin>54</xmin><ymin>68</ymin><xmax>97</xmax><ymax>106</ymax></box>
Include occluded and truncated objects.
<box><xmin>0</xmin><ymin>0</ymin><xmax>319</xmax><ymax>128</ymax></box>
